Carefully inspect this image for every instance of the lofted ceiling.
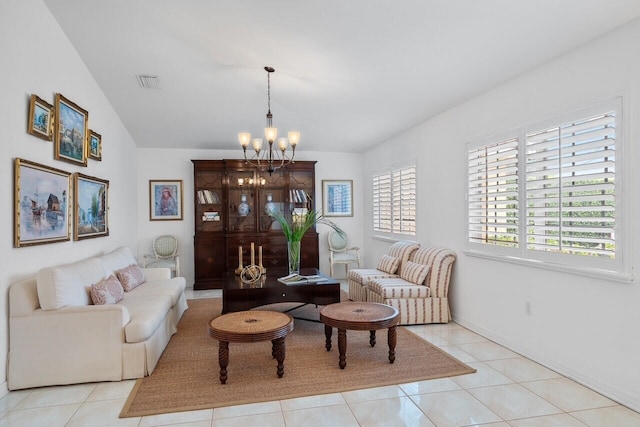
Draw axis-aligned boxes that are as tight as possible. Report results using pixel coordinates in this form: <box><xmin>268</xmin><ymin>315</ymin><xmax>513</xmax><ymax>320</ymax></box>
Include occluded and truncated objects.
<box><xmin>43</xmin><ymin>0</ymin><xmax>640</xmax><ymax>154</ymax></box>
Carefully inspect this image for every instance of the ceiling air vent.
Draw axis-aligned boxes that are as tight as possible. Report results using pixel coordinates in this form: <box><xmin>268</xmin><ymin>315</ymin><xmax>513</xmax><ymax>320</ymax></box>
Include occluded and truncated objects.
<box><xmin>136</xmin><ymin>74</ymin><xmax>161</xmax><ymax>89</ymax></box>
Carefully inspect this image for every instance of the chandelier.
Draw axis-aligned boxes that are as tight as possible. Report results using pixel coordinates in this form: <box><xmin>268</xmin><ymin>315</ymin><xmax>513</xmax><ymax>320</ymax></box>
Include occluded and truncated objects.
<box><xmin>238</xmin><ymin>66</ymin><xmax>300</xmax><ymax>175</ymax></box>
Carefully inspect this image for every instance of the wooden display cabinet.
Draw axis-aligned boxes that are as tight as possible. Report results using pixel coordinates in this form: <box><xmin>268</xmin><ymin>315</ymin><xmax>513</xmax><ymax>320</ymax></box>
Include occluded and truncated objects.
<box><xmin>192</xmin><ymin>159</ymin><xmax>318</xmax><ymax>289</ymax></box>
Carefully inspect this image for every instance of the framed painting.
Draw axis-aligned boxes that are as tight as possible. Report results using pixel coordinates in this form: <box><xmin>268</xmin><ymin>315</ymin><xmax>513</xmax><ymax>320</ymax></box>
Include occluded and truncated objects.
<box><xmin>14</xmin><ymin>158</ymin><xmax>72</xmax><ymax>247</ymax></box>
<box><xmin>88</xmin><ymin>129</ymin><xmax>102</xmax><ymax>161</ymax></box>
<box><xmin>149</xmin><ymin>179</ymin><xmax>183</xmax><ymax>221</ymax></box>
<box><xmin>27</xmin><ymin>94</ymin><xmax>53</xmax><ymax>141</ymax></box>
<box><xmin>54</xmin><ymin>93</ymin><xmax>88</xmax><ymax>166</ymax></box>
<box><xmin>322</xmin><ymin>179</ymin><xmax>353</xmax><ymax>217</ymax></box>
<box><xmin>74</xmin><ymin>173</ymin><xmax>109</xmax><ymax>240</ymax></box>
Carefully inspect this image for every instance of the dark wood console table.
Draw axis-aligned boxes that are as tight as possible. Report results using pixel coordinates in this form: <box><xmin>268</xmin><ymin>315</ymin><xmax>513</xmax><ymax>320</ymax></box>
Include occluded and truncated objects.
<box><xmin>222</xmin><ymin>268</ymin><xmax>340</xmax><ymax>314</ymax></box>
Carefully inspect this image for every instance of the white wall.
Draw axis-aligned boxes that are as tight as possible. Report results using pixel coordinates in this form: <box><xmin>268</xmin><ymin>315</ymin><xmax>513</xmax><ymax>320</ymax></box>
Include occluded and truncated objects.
<box><xmin>136</xmin><ymin>149</ymin><xmax>363</xmax><ymax>287</ymax></box>
<box><xmin>363</xmin><ymin>19</ymin><xmax>640</xmax><ymax>410</ymax></box>
<box><xmin>0</xmin><ymin>0</ymin><xmax>139</xmax><ymax>391</ymax></box>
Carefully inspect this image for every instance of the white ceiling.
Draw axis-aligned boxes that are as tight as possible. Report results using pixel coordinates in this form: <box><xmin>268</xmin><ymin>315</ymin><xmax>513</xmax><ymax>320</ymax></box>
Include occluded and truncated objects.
<box><xmin>43</xmin><ymin>0</ymin><xmax>640</xmax><ymax>154</ymax></box>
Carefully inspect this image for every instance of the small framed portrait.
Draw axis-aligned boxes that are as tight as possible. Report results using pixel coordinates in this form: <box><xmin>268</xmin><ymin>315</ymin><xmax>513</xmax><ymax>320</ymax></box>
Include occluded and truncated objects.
<box><xmin>88</xmin><ymin>129</ymin><xmax>102</xmax><ymax>161</ymax></box>
<box><xmin>149</xmin><ymin>180</ymin><xmax>183</xmax><ymax>221</ymax></box>
<box><xmin>14</xmin><ymin>158</ymin><xmax>72</xmax><ymax>247</ymax></box>
<box><xmin>27</xmin><ymin>94</ymin><xmax>54</xmax><ymax>141</ymax></box>
<box><xmin>74</xmin><ymin>173</ymin><xmax>109</xmax><ymax>240</ymax></box>
<box><xmin>54</xmin><ymin>93</ymin><xmax>88</xmax><ymax>166</ymax></box>
<box><xmin>322</xmin><ymin>179</ymin><xmax>354</xmax><ymax>217</ymax></box>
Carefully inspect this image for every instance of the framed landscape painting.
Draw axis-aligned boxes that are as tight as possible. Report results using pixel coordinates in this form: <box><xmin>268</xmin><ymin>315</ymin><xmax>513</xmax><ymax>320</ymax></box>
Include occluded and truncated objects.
<box><xmin>14</xmin><ymin>158</ymin><xmax>72</xmax><ymax>247</ymax></box>
<box><xmin>322</xmin><ymin>179</ymin><xmax>353</xmax><ymax>217</ymax></box>
<box><xmin>27</xmin><ymin>94</ymin><xmax>53</xmax><ymax>141</ymax></box>
<box><xmin>54</xmin><ymin>93</ymin><xmax>88</xmax><ymax>166</ymax></box>
<box><xmin>74</xmin><ymin>173</ymin><xmax>109</xmax><ymax>240</ymax></box>
<box><xmin>88</xmin><ymin>129</ymin><xmax>102</xmax><ymax>161</ymax></box>
<box><xmin>149</xmin><ymin>179</ymin><xmax>183</xmax><ymax>221</ymax></box>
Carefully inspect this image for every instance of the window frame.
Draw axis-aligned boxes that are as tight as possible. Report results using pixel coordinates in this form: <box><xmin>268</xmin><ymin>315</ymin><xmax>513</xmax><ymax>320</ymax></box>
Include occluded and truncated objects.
<box><xmin>465</xmin><ymin>98</ymin><xmax>630</xmax><ymax>281</ymax></box>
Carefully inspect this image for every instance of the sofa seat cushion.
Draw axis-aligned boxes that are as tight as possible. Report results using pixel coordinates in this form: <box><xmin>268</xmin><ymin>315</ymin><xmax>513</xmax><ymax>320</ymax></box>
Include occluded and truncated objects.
<box><xmin>37</xmin><ymin>258</ymin><xmax>107</xmax><ymax>310</ymax></box>
<box><xmin>368</xmin><ymin>278</ymin><xmax>431</xmax><ymax>300</ymax></box>
<box><xmin>125</xmin><ymin>277</ymin><xmax>186</xmax><ymax>306</ymax></box>
<box><xmin>348</xmin><ymin>269</ymin><xmax>399</xmax><ymax>285</ymax></box>
<box><xmin>119</xmin><ymin>294</ymin><xmax>172</xmax><ymax>343</ymax></box>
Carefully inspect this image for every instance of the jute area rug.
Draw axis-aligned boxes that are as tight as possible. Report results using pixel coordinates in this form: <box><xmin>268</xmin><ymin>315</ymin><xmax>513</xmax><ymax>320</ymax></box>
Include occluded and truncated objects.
<box><xmin>120</xmin><ymin>297</ymin><xmax>476</xmax><ymax>418</ymax></box>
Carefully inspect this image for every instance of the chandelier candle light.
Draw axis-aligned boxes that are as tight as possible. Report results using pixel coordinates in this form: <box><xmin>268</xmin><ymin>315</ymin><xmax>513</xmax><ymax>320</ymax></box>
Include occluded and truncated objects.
<box><xmin>238</xmin><ymin>66</ymin><xmax>300</xmax><ymax>175</ymax></box>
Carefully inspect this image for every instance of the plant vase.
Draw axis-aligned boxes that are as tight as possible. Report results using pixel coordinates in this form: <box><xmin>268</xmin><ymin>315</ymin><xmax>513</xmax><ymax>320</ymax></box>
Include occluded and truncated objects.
<box><xmin>287</xmin><ymin>240</ymin><xmax>301</xmax><ymax>275</ymax></box>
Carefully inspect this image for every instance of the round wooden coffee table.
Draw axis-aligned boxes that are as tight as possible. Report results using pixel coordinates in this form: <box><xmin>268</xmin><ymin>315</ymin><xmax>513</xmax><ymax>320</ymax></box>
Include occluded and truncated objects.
<box><xmin>319</xmin><ymin>302</ymin><xmax>400</xmax><ymax>369</ymax></box>
<box><xmin>208</xmin><ymin>310</ymin><xmax>294</xmax><ymax>384</ymax></box>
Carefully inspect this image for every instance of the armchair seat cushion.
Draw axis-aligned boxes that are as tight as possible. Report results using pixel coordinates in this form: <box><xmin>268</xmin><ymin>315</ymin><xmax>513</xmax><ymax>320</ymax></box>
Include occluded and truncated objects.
<box><xmin>368</xmin><ymin>278</ymin><xmax>431</xmax><ymax>302</ymax></box>
<box><xmin>348</xmin><ymin>269</ymin><xmax>399</xmax><ymax>285</ymax></box>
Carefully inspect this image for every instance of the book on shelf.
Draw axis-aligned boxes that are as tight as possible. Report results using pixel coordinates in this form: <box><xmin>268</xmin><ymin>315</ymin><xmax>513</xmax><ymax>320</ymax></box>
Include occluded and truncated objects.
<box><xmin>197</xmin><ymin>190</ymin><xmax>220</xmax><ymax>204</ymax></box>
<box><xmin>277</xmin><ymin>273</ymin><xmax>329</xmax><ymax>285</ymax></box>
<box><xmin>289</xmin><ymin>189</ymin><xmax>310</xmax><ymax>204</ymax></box>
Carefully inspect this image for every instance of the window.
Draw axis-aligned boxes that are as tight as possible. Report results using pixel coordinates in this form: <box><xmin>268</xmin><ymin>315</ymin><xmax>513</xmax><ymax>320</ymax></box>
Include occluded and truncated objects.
<box><xmin>373</xmin><ymin>164</ymin><xmax>416</xmax><ymax>236</ymax></box>
<box><xmin>467</xmin><ymin>99</ymin><xmax>624</xmax><ymax>276</ymax></box>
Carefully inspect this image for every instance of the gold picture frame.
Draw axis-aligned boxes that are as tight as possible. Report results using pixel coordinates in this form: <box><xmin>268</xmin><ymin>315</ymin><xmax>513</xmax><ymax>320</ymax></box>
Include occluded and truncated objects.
<box><xmin>74</xmin><ymin>173</ymin><xmax>109</xmax><ymax>240</ymax></box>
<box><xmin>149</xmin><ymin>179</ymin><xmax>184</xmax><ymax>221</ymax></box>
<box><xmin>54</xmin><ymin>93</ymin><xmax>88</xmax><ymax>166</ymax></box>
<box><xmin>27</xmin><ymin>94</ymin><xmax>53</xmax><ymax>141</ymax></box>
<box><xmin>88</xmin><ymin>129</ymin><xmax>102</xmax><ymax>161</ymax></box>
<box><xmin>14</xmin><ymin>158</ymin><xmax>72</xmax><ymax>247</ymax></box>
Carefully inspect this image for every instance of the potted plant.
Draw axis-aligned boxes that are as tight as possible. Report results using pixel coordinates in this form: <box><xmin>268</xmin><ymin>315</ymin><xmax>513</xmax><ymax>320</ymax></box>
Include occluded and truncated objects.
<box><xmin>273</xmin><ymin>209</ymin><xmax>343</xmax><ymax>274</ymax></box>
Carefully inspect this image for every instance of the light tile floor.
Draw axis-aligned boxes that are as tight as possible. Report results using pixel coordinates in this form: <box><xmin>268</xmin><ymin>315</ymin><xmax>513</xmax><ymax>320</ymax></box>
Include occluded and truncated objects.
<box><xmin>1</xmin><ymin>286</ymin><xmax>639</xmax><ymax>427</ymax></box>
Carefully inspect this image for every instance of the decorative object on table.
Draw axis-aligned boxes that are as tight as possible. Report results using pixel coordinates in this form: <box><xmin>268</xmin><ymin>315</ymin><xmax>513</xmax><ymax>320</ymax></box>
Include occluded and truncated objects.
<box><xmin>149</xmin><ymin>179</ymin><xmax>183</xmax><ymax>221</ymax></box>
<box><xmin>88</xmin><ymin>129</ymin><xmax>102</xmax><ymax>161</ymax></box>
<box><xmin>238</xmin><ymin>194</ymin><xmax>250</xmax><ymax>216</ymax></box>
<box><xmin>27</xmin><ymin>94</ymin><xmax>53</xmax><ymax>141</ymax></box>
<box><xmin>143</xmin><ymin>234</ymin><xmax>180</xmax><ymax>277</ymax></box>
<box><xmin>322</xmin><ymin>179</ymin><xmax>353</xmax><ymax>217</ymax></box>
<box><xmin>54</xmin><ymin>93</ymin><xmax>88</xmax><ymax>166</ymax></box>
<box><xmin>236</xmin><ymin>242</ymin><xmax>266</xmax><ymax>276</ymax></box>
<box><xmin>237</xmin><ymin>66</ymin><xmax>301</xmax><ymax>175</ymax></box>
<box><xmin>74</xmin><ymin>173</ymin><xmax>109</xmax><ymax>240</ymax></box>
<box><xmin>273</xmin><ymin>209</ymin><xmax>343</xmax><ymax>275</ymax></box>
<box><xmin>14</xmin><ymin>158</ymin><xmax>72</xmax><ymax>247</ymax></box>
<box><xmin>264</xmin><ymin>193</ymin><xmax>277</xmax><ymax>216</ymax></box>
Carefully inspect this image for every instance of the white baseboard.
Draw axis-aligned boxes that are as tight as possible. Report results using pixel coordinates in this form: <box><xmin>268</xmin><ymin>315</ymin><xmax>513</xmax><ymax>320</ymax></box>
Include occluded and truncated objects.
<box><xmin>451</xmin><ymin>312</ymin><xmax>640</xmax><ymax>414</ymax></box>
<box><xmin>0</xmin><ymin>381</ymin><xmax>8</xmax><ymax>399</ymax></box>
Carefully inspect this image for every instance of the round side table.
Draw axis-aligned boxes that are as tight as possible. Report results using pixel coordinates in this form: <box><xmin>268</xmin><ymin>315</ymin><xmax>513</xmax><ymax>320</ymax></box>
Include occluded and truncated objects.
<box><xmin>208</xmin><ymin>310</ymin><xmax>294</xmax><ymax>384</ymax></box>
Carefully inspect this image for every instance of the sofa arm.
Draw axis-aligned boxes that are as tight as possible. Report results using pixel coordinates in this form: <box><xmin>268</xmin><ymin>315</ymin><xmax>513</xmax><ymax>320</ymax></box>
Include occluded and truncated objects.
<box><xmin>8</xmin><ymin>304</ymin><xmax>129</xmax><ymax>390</ymax></box>
<box><xmin>425</xmin><ymin>248</ymin><xmax>457</xmax><ymax>298</ymax></box>
<box><xmin>142</xmin><ymin>267</ymin><xmax>172</xmax><ymax>281</ymax></box>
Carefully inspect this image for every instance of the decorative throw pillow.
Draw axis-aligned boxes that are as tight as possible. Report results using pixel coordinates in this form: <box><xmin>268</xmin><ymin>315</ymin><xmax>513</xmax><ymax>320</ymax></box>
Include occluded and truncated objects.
<box><xmin>116</xmin><ymin>264</ymin><xmax>146</xmax><ymax>292</ymax></box>
<box><xmin>400</xmin><ymin>260</ymin><xmax>430</xmax><ymax>285</ymax></box>
<box><xmin>90</xmin><ymin>275</ymin><xmax>124</xmax><ymax>305</ymax></box>
<box><xmin>376</xmin><ymin>254</ymin><xmax>400</xmax><ymax>274</ymax></box>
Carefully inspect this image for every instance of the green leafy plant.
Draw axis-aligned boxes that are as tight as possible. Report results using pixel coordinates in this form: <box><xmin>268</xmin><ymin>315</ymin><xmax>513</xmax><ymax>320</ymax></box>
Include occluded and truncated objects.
<box><xmin>273</xmin><ymin>209</ymin><xmax>343</xmax><ymax>242</ymax></box>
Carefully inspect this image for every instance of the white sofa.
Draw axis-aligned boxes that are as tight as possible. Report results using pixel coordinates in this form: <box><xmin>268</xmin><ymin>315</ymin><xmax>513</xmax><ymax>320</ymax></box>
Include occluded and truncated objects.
<box><xmin>8</xmin><ymin>246</ymin><xmax>188</xmax><ymax>390</ymax></box>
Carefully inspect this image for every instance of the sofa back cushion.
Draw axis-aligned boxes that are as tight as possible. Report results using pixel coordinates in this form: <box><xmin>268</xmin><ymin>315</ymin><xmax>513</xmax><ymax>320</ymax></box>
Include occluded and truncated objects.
<box><xmin>400</xmin><ymin>260</ymin><xmax>430</xmax><ymax>285</ymax></box>
<box><xmin>37</xmin><ymin>257</ymin><xmax>107</xmax><ymax>310</ymax></box>
<box><xmin>91</xmin><ymin>275</ymin><xmax>125</xmax><ymax>305</ymax></box>
<box><xmin>99</xmin><ymin>246</ymin><xmax>137</xmax><ymax>276</ymax></box>
<box><xmin>376</xmin><ymin>255</ymin><xmax>400</xmax><ymax>274</ymax></box>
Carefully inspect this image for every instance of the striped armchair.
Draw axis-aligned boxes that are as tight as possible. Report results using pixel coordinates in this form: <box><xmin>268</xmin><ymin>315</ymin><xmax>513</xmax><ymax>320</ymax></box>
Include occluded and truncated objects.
<box><xmin>367</xmin><ymin>247</ymin><xmax>456</xmax><ymax>325</ymax></box>
<box><xmin>347</xmin><ymin>241</ymin><xmax>420</xmax><ymax>302</ymax></box>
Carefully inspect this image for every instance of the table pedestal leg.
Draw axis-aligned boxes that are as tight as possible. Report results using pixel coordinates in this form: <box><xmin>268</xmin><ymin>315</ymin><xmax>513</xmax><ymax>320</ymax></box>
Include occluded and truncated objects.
<box><xmin>369</xmin><ymin>330</ymin><xmax>376</xmax><ymax>347</ymax></box>
<box><xmin>218</xmin><ymin>341</ymin><xmax>229</xmax><ymax>384</ymax></box>
<box><xmin>272</xmin><ymin>337</ymin><xmax>286</xmax><ymax>378</ymax></box>
<box><xmin>324</xmin><ymin>324</ymin><xmax>332</xmax><ymax>351</ymax></box>
<box><xmin>338</xmin><ymin>328</ymin><xmax>347</xmax><ymax>369</ymax></box>
<box><xmin>388</xmin><ymin>326</ymin><xmax>397</xmax><ymax>364</ymax></box>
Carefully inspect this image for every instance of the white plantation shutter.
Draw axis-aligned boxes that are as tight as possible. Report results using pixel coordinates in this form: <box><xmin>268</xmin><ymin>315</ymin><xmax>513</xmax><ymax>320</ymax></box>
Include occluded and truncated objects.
<box><xmin>393</xmin><ymin>166</ymin><xmax>416</xmax><ymax>234</ymax></box>
<box><xmin>373</xmin><ymin>164</ymin><xmax>416</xmax><ymax>235</ymax></box>
<box><xmin>467</xmin><ymin>138</ymin><xmax>519</xmax><ymax>247</ymax></box>
<box><xmin>373</xmin><ymin>172</ymin><xmax>392</xmax><ymax>232</ymax></box>
<box><xmin>526</xmin><ymin>112</ymin><xmax>616</xmax><ymax>258</ymax></box>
